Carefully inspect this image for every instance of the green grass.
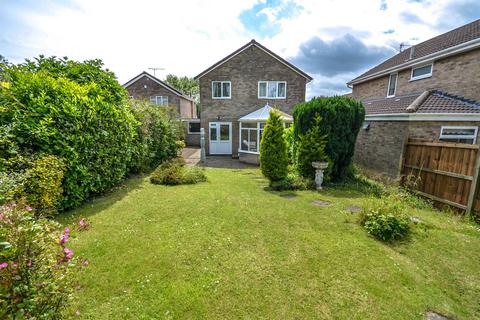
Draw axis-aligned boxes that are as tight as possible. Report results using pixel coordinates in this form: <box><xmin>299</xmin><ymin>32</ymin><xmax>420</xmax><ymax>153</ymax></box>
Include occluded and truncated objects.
<box><xmin>60</xmin><ymin>168</ymin><xmax>480</xmax><ymax>319</ymax></box>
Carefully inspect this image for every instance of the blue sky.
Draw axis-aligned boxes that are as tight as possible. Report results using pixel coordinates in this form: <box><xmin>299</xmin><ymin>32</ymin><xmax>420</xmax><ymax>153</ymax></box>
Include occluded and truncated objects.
<box><xmin>1</xmin><ymin>0</ymin><xmax>479</xmax><ymax>97</ymax></box>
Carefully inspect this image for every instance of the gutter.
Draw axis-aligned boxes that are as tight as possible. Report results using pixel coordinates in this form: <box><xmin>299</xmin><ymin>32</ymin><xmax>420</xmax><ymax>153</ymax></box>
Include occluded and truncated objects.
<box><xmin>365</xmin><ymin>113</ymin><xmax>480</xmax><ymax>122</ymax></box>
<box><xmin>348</xmin><ymin>38</ymin><xmax>480</xmax><ymax>86</ymax></box>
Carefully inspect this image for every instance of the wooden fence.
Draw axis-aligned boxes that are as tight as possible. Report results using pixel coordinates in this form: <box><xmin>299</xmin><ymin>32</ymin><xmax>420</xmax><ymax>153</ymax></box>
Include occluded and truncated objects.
<box><xmin>401</xmin><ymin>139</ymin><xmax>480</xmax><ymax>215</ymax></box>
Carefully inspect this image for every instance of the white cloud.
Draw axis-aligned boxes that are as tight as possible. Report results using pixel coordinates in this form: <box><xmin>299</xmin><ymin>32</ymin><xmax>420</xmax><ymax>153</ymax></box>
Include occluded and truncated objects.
<box><xmin>3</xmin><ymin>0</ymin><xmax>478</xmax><ymax>95</ymax></box>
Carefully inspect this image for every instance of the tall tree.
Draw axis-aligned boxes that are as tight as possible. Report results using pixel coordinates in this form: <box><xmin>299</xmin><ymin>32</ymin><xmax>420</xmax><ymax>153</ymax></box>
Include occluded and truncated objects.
<box><xmin>165</xmin><ymin>74</ymin><xmax>199</xmax><ymax>102</ymax></box>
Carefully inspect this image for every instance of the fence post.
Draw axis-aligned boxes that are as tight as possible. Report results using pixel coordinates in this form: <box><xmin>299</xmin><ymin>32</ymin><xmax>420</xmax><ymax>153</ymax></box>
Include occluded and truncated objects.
<box><xmin>200</xmin><ymin>128</ymin><xmax>206</xmax><ymax>164</ymax></box>
<box><xmin>466</xmin><ymin>148</ymin><xmax>480</xmax><ymax>215</ymax></box>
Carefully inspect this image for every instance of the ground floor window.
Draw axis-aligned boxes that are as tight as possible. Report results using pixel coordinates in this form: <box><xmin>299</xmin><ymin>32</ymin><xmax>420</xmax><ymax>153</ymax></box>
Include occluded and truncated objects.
<box><xmin>240</xmin><ymin>122</ymin><xmax>287</xmax><ymax>153</ymax></box>
<box><xmin>188</xmin><ymin>121</ymin><xmax>201</xmax><ymax>134</ymax></box>
<box><xmin>439</xmin><ymin>126</ymin><xmax>478</xmax><ymax>144</ymax></box>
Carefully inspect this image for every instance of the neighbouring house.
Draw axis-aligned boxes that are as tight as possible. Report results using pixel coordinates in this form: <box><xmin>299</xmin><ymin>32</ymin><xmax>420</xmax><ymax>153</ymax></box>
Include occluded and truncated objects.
<box><xmin>123</xmin><ymin>71</ymin><xmax>200</xmax><ymax>146</ymax></box>
<box><xmin>348</xmin><ymin>19</ymin><xmax>480</xmax><ymax>177</ymax></box>
<box><xmin>194</xmin><ymin>39</ymin><xmax>312</xmax><ymax>164</ymax></box>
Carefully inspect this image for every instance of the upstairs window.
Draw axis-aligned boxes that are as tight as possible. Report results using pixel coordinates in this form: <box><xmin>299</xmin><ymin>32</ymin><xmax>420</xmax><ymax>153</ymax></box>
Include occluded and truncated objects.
<box><xmin>439</xmin><ymin>126</ymin><xmax>478</xmax><ymax>144</ymax></box>
<box><xmin>212</xmin><ymin>81</ymin><xmax>231</xmax><ymax>99</ymax></box>
<box><xmin>150</xmin><ymin>96</ymin><xmax>168</xmax><ymax>106</ymax></box>
<box><xmin>411</xmin><ymin>64</ymin><xmax>433</xmax><ymax>81</ymax></box>
<box><xmin>387</xmin><ymin>73</ymin><xmax>397</xmax><ymax>97</ymax></box>
<box><xmin>258</xmin><ymin>81</ymin><xmax>286</xmax><ymax>99</ymax></box>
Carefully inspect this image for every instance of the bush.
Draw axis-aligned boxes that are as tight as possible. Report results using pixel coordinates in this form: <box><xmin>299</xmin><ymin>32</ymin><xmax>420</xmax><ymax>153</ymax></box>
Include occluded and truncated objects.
<box><xmin>293</xmin><ymin>96</ymin><xmax>365</xmax><ymax>181</ymax></box>
<box><xmin>0</xmin><ymin>201</ymin><xmax>85</xmax><ymax>318</ymax></box>
<box><xmin>269</xmin><ymin>171</ymin><xmax>314</xmax><ymax>191</ymax></box>
<box><xmin>0</xmin><ymin>59</ymin><xmax>138</xmax><ymax>209</ymax></box>
<box><xmin>1</xmin><ymin>155</ymin><xmax>65</xmax><ymax>216</ymax></box>
<box><xmin>359</xmin><ymin>194</ymin><xmax>411</xmax><ymax>242</ymax></box>
<box><xmin>260</xmin><ymin>109</ymin><xmax>289</xmax><ymax>182</ymax></box>
<box><xmin>284</xmin><ymin>124</ymin><xmax>296</xmax><ymax>164</ymax></box>
<box><xmin>296</xmin><ymin>115</ymin><xmax>330</xmax><ymax>179</ymax></box>
<box><xmin>129</xmin><ymin>101</ymin><xmax>180</xmax><ymax>173</ymax></box>
<box><xmin>150</xmin><ymin>159</ymin><xmax>206</xmax><ymax>186</ymax></box>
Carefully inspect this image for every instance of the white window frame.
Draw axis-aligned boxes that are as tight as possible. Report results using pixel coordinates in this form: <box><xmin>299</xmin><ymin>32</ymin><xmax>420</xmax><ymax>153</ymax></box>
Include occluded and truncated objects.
<box><xmin>211</xmin><ymin>81</ymin><xmax>231</xmax><ymax>99</ymax></box>
<box><xmin>239</xmin><ymin>121</ymin><xmax>291</xmax><ymax>154</ymax></box>
<box><xmin>258</xmin><ymin>81</ymin><xmax>287</xmax><ymax>99</ymax></box>
<box><xmin>410</xmin><ymin>63</ymin><xmax>433</xmax><ymax>81</ymax></box>
<box><xmin>150</xmin><ymin>95</ymin><xmax>168</xmax><ymax>106</ymax></box>
<box><xmin>439</xmin><ymin>126</ymin><xmax>478</xmax><ymax>144</ymax></box>
<box><xmin>386</xmin><ymin>73</ymin><xmax>397</xmax><ymax>98</ymax></box>
<box><xmin>187</xmin><ymin>120</ymin><xmax>201</xmax><ymax>135</ymax></box>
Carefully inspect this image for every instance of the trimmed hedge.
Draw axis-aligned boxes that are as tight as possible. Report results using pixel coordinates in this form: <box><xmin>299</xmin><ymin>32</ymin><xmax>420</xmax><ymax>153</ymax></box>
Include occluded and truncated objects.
<box><xmin>129</xmin><ymin>101</ymin><xmax>180</xmax><ymax>173</ymax></box>
<box><xmin>293</xmin><ymin>96</ymin><xmax>365</xmax><ymax>181</ymax></box>
<box><xmin>0</xmin><ymin>57</ymin><xmax>180</xmax><ymax>210</ymax></box>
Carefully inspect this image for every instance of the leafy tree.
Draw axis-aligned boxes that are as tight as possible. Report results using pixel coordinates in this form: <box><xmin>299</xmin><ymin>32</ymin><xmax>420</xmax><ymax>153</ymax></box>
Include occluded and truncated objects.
<box><xmin>165</xmin><ymin>74</ymin><xmax>199</xmax><ymax>101</ymax></box>
<box><xmin>296</xmin><ymin>115</ymin><xmax>330</xmax><ymax>179</ymax></box>
<box><xmin>293</xmin><ymin>96</ymin><xmax>365</xmax><ymax>181</ymax></box>
<box><xmin>260</xmin><ymin>109</ymin><xmax>288</xmax><ymax>182</ymax></box>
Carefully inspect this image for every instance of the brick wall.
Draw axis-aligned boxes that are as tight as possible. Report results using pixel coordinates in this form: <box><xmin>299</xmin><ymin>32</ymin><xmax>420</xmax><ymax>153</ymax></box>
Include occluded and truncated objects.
<box><xmin>354</xmin><ymin>121</ymin><xmax>409</xmax><ymax>177</ymax></box>
<box><xmin>126</xmin><ymin>76</ymin><xmax>195</xmax><ymax>119</ymax></box>
<box><xmin>355</xmin><ymin>120</ymin><xmax>480</xmax><ymax>177</ymax></box>
<box><xmin>352</xmin><ymin>48</ymin><xmax>480</xmax><ymax>102</ymax></box>
<box><xmin>198</xmin><ymin>45</ymin><xmax>307</xmax><ymax>155</ymax></box>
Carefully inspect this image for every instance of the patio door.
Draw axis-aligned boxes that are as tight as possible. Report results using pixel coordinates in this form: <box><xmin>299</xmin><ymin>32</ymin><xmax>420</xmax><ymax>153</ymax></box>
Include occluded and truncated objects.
<box><xmin>209</xmin><ymin>122</ymin><xmax>232</xmax><ymax>154</ymax></box>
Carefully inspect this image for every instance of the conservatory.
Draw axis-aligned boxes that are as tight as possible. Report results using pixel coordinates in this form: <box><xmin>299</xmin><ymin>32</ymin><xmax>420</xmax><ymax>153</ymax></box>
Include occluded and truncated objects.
<box><xmin>238</xmin><ymin>104</ymin><xmax>293</xmax><ymax>164</ymax></box>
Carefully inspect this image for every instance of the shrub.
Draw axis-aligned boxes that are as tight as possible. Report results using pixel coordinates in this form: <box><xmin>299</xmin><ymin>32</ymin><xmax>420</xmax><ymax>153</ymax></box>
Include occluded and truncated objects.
<box><xmin>20</xmin><ymin>155</ymin><xmax>65</xmax><ymax>216</ymax></box>
<box><xmin>0</xmin><ymin>201</ymin><xmax>85</xmax><ymax>318</ymax></box>
<box><xmin>359</xmin><ymin>194</ymin><xmax>411</xmax><ymax>242</ymax></box>
<box><xmin>293</xmin><ymin>96</ymin><xmax>365</xmax><ymax>181</ymax></box>
<box><xmin>296</xmin><ymin>115</ymin><xmax>330</xmax><ymax>179</ymax></box>
<box><xmin>0</xmin><ymin>61</ymin><xmax>138</xmax><ymax>209</ymax></box>
<box><xmin>284</xmin><ymin>124</ymin><xmax>296</xmax><ymax>164</ymax></box>
<box><xmin>260</xmin><ymin>109</ymin><xmax>289</xmax><ymax>182</ymax></box>
<box><xmin>269</xmin><ymin>171</ymin><xmax>315</xmax><ymax>191</ymax></box>
<box><xmin>150</xmin><ymin>159</ymin><xmax>206</xmax><ymax>186</ymax></box>
<box><xmin>129</xmin><ymin>101</ymin><xmax>180</xmax><ymax>173</ymax></box>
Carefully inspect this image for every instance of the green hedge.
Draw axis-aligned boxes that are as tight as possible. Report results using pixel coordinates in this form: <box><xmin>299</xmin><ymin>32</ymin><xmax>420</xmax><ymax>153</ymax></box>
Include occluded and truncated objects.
<box><xmin>129</xmin><ymin>101</ymin><xmax>180</xmax><ymax>173</ymax></box>
<box><xmin>0</xmin><ymin>57</ymin><xmax>180</xmax><ymax>211</ymax></box>
<box><xmin>293</xmin><ymin>96</ymin><xmax>365</xmax><ymax>181</ymax></box>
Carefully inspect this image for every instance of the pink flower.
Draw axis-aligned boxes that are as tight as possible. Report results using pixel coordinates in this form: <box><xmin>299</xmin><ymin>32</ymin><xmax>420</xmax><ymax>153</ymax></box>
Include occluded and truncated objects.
<box><xmin>0</xmin><ymin>213</ymin><xmax>4</xmax><ymax>221</ymax></box>
<box><xmin>64</xmin><ymin>227</ymin><xmax>70</xmax><ymax>236</ymax></box>
<box><xmin>60</xmin><ymin>233</ymin><xmax>69</xmax><ymax>245</ymax></box>
<box><xmin>0</xmin><ymin>262</ymin><xmax>8</xmax><ymax>269</ymax></box>
<box><xmin>63</xmin><ymin>247</ymin><xmax>74</xmax><ymax>260</ymax></box>
<box><xmin>27</xmin><ymin>260</ymin><xmax>32</xmax><ymax>268</ymax></box>
<box><xmin>25</xmin><ymin>206</ymin><xmax>32</xmax><ymax>212</ymax></box>
<box><xmin>79</xmin><ymin>218</ymin><xmax>86</xmax><ymax>227</ymax></box>
<box><xmin>82</xmin><ymin>259</ymin><xmax>89</xmax><ymax>267</ymax></box>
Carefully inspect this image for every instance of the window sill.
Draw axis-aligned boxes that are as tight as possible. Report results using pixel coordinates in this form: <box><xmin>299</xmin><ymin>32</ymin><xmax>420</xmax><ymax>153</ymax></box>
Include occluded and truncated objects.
<box><xmin>258</xmin><ymin>97</ymin><xmax>286</xmax><ymax>100</ymax></box>
<box><xmin>409</xmin><ymin>74</ymin><xmax>432</xmax><ymax>82</ymax></box>
<box><xmin>212</xmin><ymin>97</ymin><xmax>231</xmax><ymax>100</ymax></box>
<box><xmin>238</xmin><ymin>150</ymin><xmax>260</xmax><ymax>155</ymax></box>
<box><xmin>187</xmin><ymin>132</ymin><xmax>201</xmax><ymax>135</ymax></box>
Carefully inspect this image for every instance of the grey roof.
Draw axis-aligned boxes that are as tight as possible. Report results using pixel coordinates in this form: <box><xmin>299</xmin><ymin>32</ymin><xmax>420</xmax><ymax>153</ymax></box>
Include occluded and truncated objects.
<box><xmin>350</xmin><ymin>19</ymin><xmax>480</xmax><ymax>84</ymax></box>
<box><xmin>363</xmin><ymin>91</ymin><xmax>480</xmax><ymax>115</ymax></box>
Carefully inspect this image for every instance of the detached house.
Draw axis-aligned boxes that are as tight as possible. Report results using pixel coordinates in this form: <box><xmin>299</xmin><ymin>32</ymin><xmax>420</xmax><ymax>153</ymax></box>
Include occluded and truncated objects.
<box><xmin>348</xmin><ymin>19</ymin><xmax>480</xmax><ymax>177</ymax></box>
<box><xmin>123</xmin><ymin>71</ymin><xmax>200</xmax><ymax>145</ymax></box>
<box><xmin>194</xmin><ymin>39</ymin><xmax>312</xmax><ymax>164</ymax></box>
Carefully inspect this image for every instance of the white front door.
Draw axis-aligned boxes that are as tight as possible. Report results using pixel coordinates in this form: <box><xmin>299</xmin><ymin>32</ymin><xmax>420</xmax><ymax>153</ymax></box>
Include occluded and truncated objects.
<box><xmin>209</xmin><ymin>122</ymin><xmax>232</xmax><ymax>155</ymax></box>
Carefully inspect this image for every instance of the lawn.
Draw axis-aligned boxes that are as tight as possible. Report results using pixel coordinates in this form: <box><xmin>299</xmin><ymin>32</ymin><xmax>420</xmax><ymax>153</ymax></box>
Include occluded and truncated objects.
<box><xmin>60</xmin><ymin>168</ymin><xmax>480</xmax><ymax>319</ymax></box>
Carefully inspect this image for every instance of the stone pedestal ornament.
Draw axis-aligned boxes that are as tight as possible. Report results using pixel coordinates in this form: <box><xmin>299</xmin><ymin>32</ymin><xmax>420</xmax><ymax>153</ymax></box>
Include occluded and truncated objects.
<box><xmin>312</xmin><ymin>162</ymin><xmax>329</xmax><ymax>190</ymax></box>
<box><xmin>200</xmin><ymin>128</ymin><xmax>206</xmax><ymax>163</ymax></box>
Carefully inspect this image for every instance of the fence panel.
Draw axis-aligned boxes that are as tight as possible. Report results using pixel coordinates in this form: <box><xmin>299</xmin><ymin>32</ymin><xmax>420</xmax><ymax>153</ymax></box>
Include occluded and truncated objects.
<box><xmin>401</xmin><ymin>139</ymin><xmax>480</xmax><ymax>214</ymax></box>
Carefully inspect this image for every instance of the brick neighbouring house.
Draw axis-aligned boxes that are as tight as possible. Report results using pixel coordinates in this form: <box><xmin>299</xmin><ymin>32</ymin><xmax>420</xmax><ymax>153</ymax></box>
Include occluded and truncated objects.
<box><xmin>123</xmin><ymin>71</ymin><xmax>200</xmax><ymax>146</ymax></box>
<box><xmin>194</xmin><ymin>39</ymin><xmax>312</xmax><ymax>164</ymax></box>
<box><xmin>348</xmin><ymin>19</ymin><xmax>480</xmax><ymax>177</ymax></box>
